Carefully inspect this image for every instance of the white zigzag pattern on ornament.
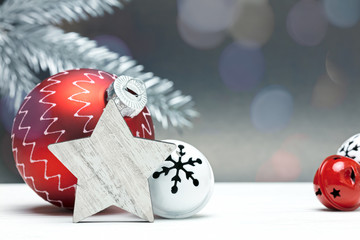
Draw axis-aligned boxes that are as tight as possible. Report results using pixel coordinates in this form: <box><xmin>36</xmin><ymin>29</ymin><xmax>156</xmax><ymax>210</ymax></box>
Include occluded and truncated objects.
<box><xmin>67</xmin><ymin>70</ymin><xmax>117</xmax><ymax>133</ymax></box>
<box><xmin>11</xmin><ymin>96</ymin><xmax>62</xmax><ymax>206</ymax></box>
<box><xmin>141</xmin><ymin>110</ymin><xmax>153</xmax><ymax>138</ymax></box>
<box><xmin>68</xmin><ymin>74</ymin><xmax>95</xmax><ymax>134</ymax></box>
<box><xmin>38</xmin><ymin>72</ymin><xmax>75</xmax><ymax>190</ymax></box>
<box><xmin>11</xmin><ymin>117</ymin><xmax>66</xmax><ymax>206</ymax></box>
<box><xmin>12</xmin><ymin>71</ymin><xmax>77</xmax><ymax>208</ymax></box>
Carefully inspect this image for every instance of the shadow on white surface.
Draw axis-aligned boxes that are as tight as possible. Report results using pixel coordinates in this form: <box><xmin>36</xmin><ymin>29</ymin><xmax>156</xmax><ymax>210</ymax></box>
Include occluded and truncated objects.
<box><xmin>315</xmin><ymin>208</ymin><xmax>360</xmax><ymax>213</ymax></box>
<box><xmin>15</xmin><ymin>204</ymin><xmax>214</xmax><ymax>222</ymax></box>
<box><xmin>31</xmin><ymin>205</ymin><xmax>72</xmax><ymax>216</ymax></box>
<box><xmin>14</xmin><ymin>204</ymin><xmax>72</xmax><ymax>216</ymax></box>
<box><xmin>14</xmin><ymin>205</ymin><xmax>148</xmax><ymax>222</ymax></box>
<box><xmin>154</xmin><ymin>213</ymin><xmax>212</xmax><ymax>221</ymax></box>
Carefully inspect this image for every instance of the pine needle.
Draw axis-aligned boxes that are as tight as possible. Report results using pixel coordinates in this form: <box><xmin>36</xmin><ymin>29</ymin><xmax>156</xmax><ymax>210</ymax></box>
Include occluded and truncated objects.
<box><xmin>0</xmin><ymin>0</ymin><xmax>198</xmax><ymax>128</ymax></box>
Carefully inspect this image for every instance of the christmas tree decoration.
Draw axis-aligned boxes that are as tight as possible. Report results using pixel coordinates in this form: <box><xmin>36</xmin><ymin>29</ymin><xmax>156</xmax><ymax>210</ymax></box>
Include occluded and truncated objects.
<box><xmin>313</xmin><ymin>155</ymin><xmax>360</xmax><ymax>211</ymax></box>
<box><xmin>337</xmin><ymin>133</ymin><xmax>360</xmax><ymax>162</ymax></box>
<box><xmin>0</xmin><ymin>0</ymin><xmax>198</xmax><ymax>129</ymax></box>
<box><xmin>149</xmin><ymin>140</ymin><xmax>214</xmax><ymax>218</ymax></box>
<box><xmin>11</xmin><ymin>69</ymin><xmax>155</xmax><ymax>208</ymax></box>
<box><xmin>48</xmin><ymin>99</ymin><xmax>175</xmax><ymax>222</ymax></box>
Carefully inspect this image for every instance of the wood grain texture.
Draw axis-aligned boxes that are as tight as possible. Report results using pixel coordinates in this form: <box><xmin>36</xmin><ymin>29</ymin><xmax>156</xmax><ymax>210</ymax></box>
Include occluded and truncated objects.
<box><xmin>48</xmin><ymin>99</ymin><xmax>175</xmax><ymax>223</ymax></box>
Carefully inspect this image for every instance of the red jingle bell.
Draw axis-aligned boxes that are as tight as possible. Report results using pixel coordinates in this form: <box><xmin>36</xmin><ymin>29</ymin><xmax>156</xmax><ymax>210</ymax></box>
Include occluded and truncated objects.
<box><xmin>313</xmin><ymin>155</ymin><xmax>360</xmax><ymax>211</ymax></box>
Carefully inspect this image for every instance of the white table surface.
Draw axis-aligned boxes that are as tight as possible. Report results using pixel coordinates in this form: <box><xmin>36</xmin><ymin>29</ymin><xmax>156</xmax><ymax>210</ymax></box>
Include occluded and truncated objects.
<box><xmin>0</xmin><ymin>183</ymin><xmax>356</xmax><ymax>239</ymax></box>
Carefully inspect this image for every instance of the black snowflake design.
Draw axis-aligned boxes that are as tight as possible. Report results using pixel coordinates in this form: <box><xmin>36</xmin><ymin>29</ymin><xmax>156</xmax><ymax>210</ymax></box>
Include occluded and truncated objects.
<box><xmin>339</xmin><ymin>139</ymin><xmax>359</xmax><ymax>160</ymax></box>
<box><xmin>152</xmin><ymin>144</ymin><xmax>202</xmax><ymax>194</ymax></box>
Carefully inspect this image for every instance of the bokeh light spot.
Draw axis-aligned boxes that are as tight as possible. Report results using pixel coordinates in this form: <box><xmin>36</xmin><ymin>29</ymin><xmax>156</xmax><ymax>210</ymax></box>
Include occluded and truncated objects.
<box><xmin>324</xmin><ymin>0</ymin><xmax>360</xmax><ymax>28</ymax></box>
<box><xmin>94</xmin><ymin>35</ymin><xmax>131</xmax><ymax>56</ymax></box>
<box><xmin>177</xmin><ymin>0</ymin><xmax>237</xmax><ymax>33</ymax></box>
<box><xmin>219</xmin><ymin>43</ymin><xmax>265</xmax><ymax>91</ymax></box>
<box><xmin>177</xmin><ymin>18</ymin><xmax>226</xmax><ymax>49</ymax></box>
<box><xmin>230</xmin><ymin>0</ymin><xmax>274</xmax><ymax>47</ymax></box>
<box><xmin>312</xmin><ymin>74</ymin><xmax>346</xmax><ymax>109</ymax></box>
<box><xmin>256</xmin><ymin>150</ymin><xmax>301</xmax><ymax>181</ymax></box>
<box><xmin>325</xmin><ymin>52</ymin><xmax>347</xmax><ymax>85</ymax></box>
<box><xmin>286</xmin><ymin>0</ymin><xmax>328</xmax><ymax>46</ymax></box>
<box><xmin>251</xmin><ymin>86</ymin><xmax>293</xmax><ymax>132</ymax></box>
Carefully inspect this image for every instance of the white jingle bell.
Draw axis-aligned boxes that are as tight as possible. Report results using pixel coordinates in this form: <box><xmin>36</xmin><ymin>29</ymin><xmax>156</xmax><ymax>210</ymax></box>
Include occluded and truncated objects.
<box><xmin>149</xmin><ymin>140</ymin><xmax>214</xmax><ymax>219</ymax></box>
<box><xmin>337</xmin><ymin>133</ymin><xmax>360</xmax><ymax>162</ymax></box>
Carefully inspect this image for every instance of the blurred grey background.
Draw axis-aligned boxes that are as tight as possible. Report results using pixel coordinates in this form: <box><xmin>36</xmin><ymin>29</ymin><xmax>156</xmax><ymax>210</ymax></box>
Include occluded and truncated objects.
<box><xmin>1</xmin><ymin>0</ymin><xmax>360</xmax><ymax>182</ymax></box>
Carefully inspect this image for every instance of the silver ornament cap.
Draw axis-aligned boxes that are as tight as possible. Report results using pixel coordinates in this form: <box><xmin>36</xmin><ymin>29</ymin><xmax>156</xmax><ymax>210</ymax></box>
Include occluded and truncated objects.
<box><xmin>106</xmin><ymin>75</ymin><xmax>147</xmax><ymax>118</ymax></box>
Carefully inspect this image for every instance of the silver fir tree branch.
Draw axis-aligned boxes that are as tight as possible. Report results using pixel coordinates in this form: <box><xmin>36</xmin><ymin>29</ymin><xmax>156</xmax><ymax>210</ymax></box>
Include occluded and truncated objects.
<box><xmin>0</xmin><ymin>0</ymin><xmax>198</xmax><ymax>129</ymax></box>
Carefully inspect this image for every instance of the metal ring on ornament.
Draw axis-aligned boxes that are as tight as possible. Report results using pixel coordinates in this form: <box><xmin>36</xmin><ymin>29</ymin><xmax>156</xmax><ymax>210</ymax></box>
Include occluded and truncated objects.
<box><xmin>106</xmin><ymin>75</ymin><xmax>147</xmax><ymax>118</ymax></box>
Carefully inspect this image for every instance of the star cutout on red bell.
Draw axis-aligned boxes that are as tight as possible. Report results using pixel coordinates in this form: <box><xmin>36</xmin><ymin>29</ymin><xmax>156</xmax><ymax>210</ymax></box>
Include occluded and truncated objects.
<box><xmin>313</xmin><ymin>155</ymin><xmax>360</xmax><ymax>211</ymax></box>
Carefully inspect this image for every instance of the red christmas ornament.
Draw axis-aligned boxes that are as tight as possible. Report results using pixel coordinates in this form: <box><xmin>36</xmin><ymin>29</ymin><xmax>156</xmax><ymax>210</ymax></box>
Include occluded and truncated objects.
<box><xmin>313</xmin><ymin>155</ymin><xmax>360</xmax><ymax>211</ymax></box>
<box><xmin>11</xmin><ymin>69</ymin><xmax>155</xmax><ymax>208</ymax></box>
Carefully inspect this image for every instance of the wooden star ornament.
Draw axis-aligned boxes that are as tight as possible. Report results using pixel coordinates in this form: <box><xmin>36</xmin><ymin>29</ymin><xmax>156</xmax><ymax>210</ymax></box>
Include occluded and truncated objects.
<box><xmin>48</xmin><ymin>99</ymin><xmax>175</xmax><ymax>223</ymax></box>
